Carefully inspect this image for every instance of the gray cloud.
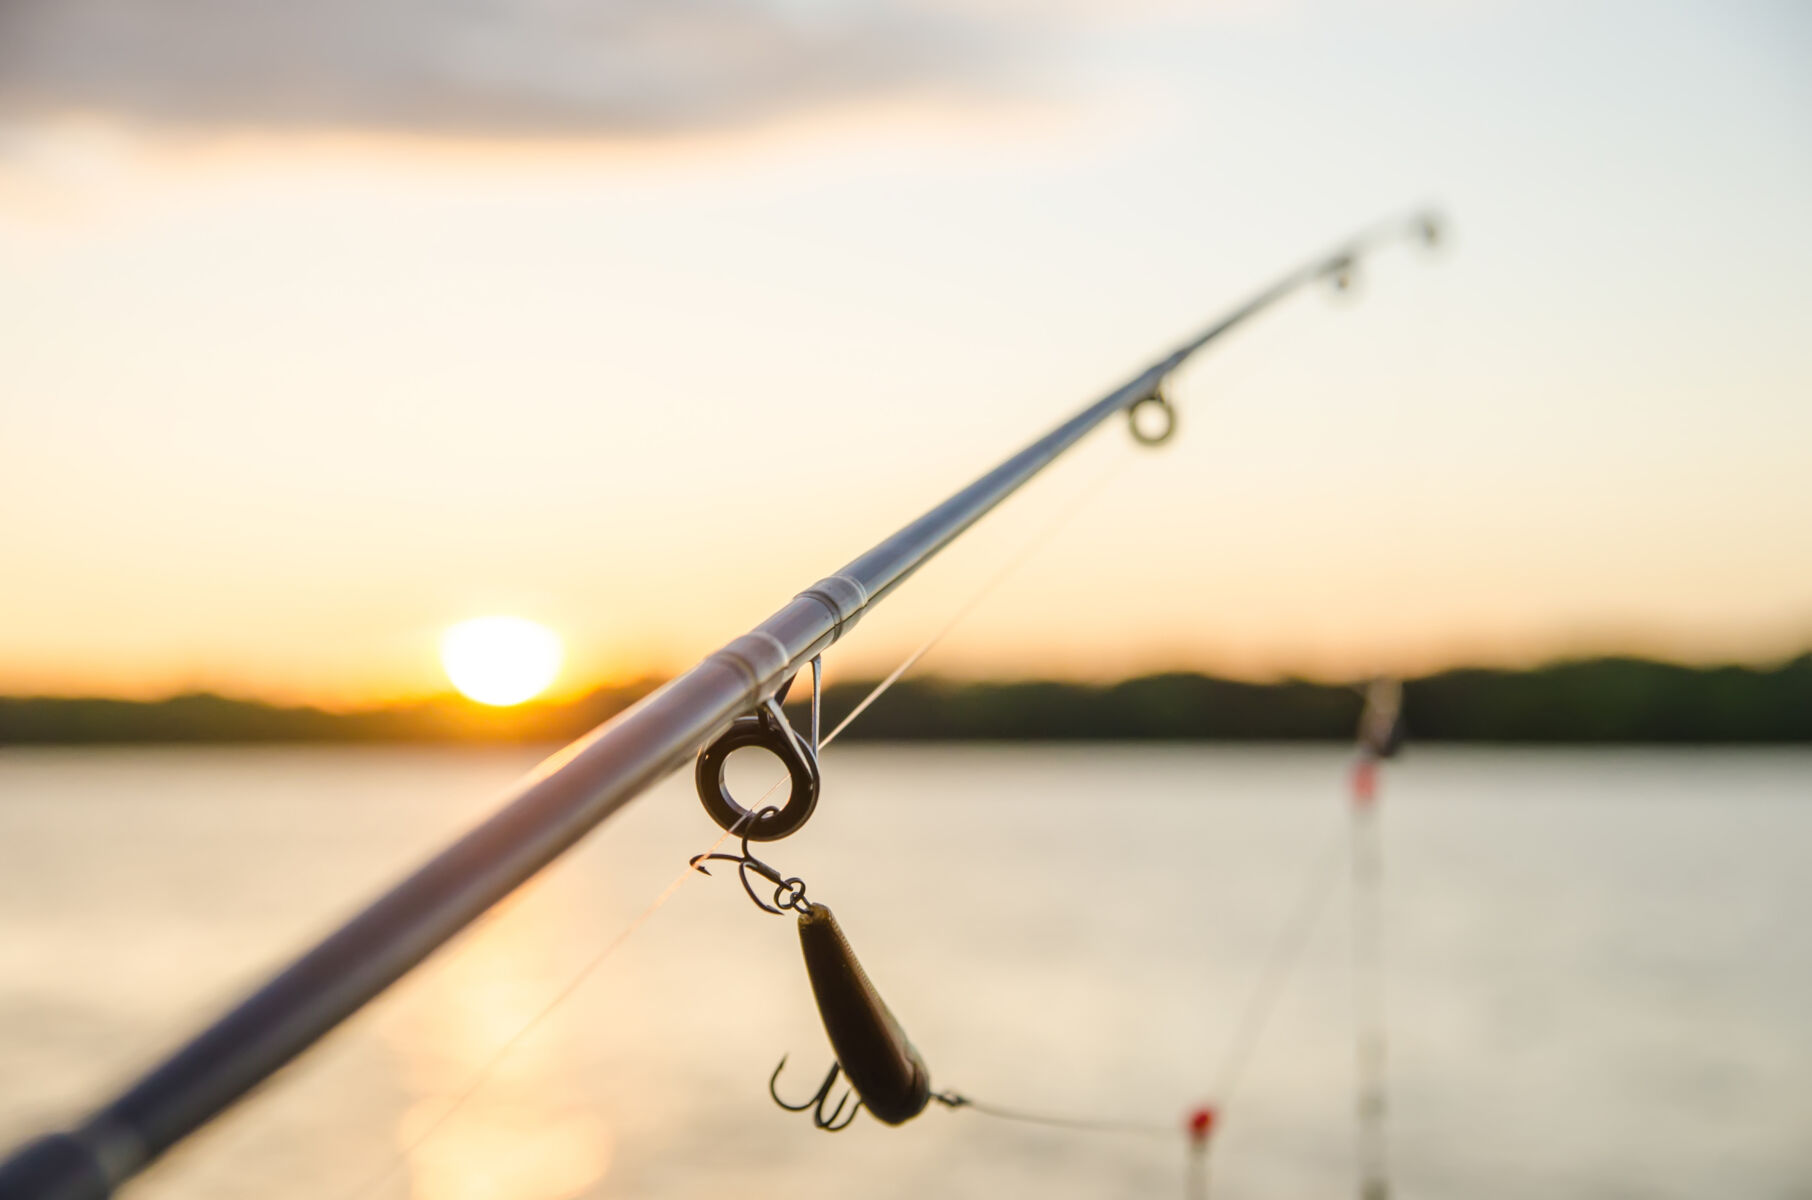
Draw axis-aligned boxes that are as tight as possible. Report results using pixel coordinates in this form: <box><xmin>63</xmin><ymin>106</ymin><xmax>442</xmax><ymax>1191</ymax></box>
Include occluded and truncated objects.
<box><xmin>0</xmin><ymin>0</ymin><xmax>1027</xmax><ymax>137</ymax></box>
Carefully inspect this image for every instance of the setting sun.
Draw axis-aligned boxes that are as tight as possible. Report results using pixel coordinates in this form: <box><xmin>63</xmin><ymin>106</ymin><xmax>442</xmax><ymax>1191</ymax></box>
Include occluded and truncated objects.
<box><xmin>440</xmin><ymin>617</ymin><xmax>563</xmax><ymax>707</ymax></box>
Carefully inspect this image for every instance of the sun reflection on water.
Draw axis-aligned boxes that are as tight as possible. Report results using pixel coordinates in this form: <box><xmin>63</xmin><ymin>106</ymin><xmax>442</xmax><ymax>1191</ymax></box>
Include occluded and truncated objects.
<box><xmin>382</xmin><ymin>892</ymin><xmax>611</xmax><ymax>1200</ymax></box>
<box><xmin>401</xmin><ymin>1103</ymin><xmax>608</xmax><ymax>1200</ymax></box>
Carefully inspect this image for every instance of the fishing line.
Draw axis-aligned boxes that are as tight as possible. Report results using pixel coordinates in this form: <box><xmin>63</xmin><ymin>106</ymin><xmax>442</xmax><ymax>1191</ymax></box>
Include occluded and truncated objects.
<box><xmin>1208</xmin><ymin>824</ymin><xmax>1350</xmax><ymax>1108</ymax></box>
<box><xmin>936</xmin><ymin>784</ymin><xmax>1350</xmax><ymax>1154</ymax></box>
<box><xmin>1192</xmin><ymin>693</ymin><xmax>1404</xmax><ymax>1199</ymax></box>
<box><xmin>934</xmin><ymin>1093</ymin><xmax>1175</xmax><ymax>1139</ymax></box>
<box><xmin>345</xmin><ymin>810</ymin><xmax>757</xmax><ymax>1200</ymax></box>
<box><xmin>937</xmin><ymin>751</ymin><xmax>1388</xmax><ymax>1173</ymax></box>
<box><xmin>821</xmin><ymin>450</ymin><xmax>1134</xmax><ymax>747</ymax></box>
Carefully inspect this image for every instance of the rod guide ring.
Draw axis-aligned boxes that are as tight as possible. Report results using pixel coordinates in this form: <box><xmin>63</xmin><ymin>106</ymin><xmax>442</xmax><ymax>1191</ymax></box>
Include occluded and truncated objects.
<box><xmin>1127</xmin><ymin>390</ymin><xmax>1177</xmax><ymax>446</ymax></box>
<box><xmin>695</xmin><ymin>681</ymin><xmax>820</xmax><ymax>841</ymax></box>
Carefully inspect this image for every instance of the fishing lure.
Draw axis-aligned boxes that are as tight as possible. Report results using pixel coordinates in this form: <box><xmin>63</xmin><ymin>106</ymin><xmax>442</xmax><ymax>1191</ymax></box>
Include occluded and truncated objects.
<box><xmin>692</xmin><ymin>812</ymin><xmax>936</xmax><ymax>1131</ymax></box>
<box><xmin>777</xmin><ymin>901</ymin><xmax>932</xmax><ymax>1128</ymax></box>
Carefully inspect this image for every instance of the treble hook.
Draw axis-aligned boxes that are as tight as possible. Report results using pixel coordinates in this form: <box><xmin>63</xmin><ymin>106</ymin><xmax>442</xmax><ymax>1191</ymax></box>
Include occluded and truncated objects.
<box><xmin>689</xmin><ymin>805</ymin><xmax>811</xmax><ymax>916</ymax></box>
<box><xmin>769</xmin><ymin>1056</ymin><xmax>863</xmax><ymax>1132</ymax></box>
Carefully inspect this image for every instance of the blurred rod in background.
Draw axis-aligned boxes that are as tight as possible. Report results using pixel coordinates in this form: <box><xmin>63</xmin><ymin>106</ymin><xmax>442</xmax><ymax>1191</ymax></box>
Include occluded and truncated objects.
<box><xmin>0</xmin><ymin>211</ymin><xmax>1441</xmax><ymax>1200</ymax></box>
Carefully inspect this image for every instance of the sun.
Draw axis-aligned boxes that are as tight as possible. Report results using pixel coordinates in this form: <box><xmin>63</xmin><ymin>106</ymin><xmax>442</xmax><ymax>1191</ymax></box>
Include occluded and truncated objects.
<box><xmin>440</xmin><ymin>616</ymin><xmax>563</xmax><ymax>706</ymax></box>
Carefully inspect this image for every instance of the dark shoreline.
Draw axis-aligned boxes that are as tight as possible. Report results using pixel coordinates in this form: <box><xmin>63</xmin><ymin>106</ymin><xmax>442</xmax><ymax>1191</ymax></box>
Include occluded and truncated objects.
<box><xmin>3</xmin><ymin>656</ymin><xmax>1809</xmax><ymax>745</ymax></box>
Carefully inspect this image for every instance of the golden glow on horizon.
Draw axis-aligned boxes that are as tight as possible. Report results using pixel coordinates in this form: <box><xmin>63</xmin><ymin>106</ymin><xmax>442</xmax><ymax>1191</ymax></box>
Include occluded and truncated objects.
<box><xmin>441</xmin><ymin>617</ymin><xmax>563</xmax><ymax>707</ymax></box>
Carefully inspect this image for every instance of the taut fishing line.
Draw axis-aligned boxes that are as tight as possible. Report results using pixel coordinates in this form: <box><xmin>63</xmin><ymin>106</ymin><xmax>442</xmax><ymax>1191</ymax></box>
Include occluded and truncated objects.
<box><xmin>1208</xmin><ymin>825</ymin><xmax>1350</xmax><ymax>1108</ymax></box>
<box><xmin>822</xmin><ymin>451</ymin><xmax>1134</xmax><ymax>746</ymax></box>
<box><xmin>346</xmin><ymin>812</ymin><xmax>756</xmax><ymax>1200</ymax></box>
<box><xmin>932</xmin><ymin>1094</ymin><xmax>1175</xmax><ymax>1138</ymax></box>
<box><xmin>932</xmin><ymin>766</ymin><xmax>1364</xmax><ymax>1160</ymax></box>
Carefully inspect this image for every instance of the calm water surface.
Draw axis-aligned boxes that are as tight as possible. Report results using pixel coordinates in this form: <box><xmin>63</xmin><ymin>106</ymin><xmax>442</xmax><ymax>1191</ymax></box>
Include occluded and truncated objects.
<box><xmin>1</xmin><ymin>745</ymin><xmax>1807</xmax><ymax>1199</ymax></box>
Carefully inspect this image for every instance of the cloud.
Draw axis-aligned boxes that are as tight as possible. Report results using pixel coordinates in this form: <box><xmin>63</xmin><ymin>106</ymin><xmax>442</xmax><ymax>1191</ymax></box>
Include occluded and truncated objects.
<box><xmin>0</xmin><ymin>0</ymin><xmax>1025</xmax><ymax>138</ymax></box>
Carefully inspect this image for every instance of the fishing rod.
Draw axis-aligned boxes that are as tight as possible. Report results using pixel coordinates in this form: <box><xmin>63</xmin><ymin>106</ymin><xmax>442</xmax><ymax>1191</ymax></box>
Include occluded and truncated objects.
<box><xmin>0</xmin><ymin>209</ymin><xmax>1441</xmax><ymax>1200</ymax></box>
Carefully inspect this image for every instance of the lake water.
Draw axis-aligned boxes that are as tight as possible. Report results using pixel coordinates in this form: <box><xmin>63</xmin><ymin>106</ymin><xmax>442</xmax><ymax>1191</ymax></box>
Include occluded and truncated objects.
<box><xmin>0</xmin><ymin>745</ymin><xmax>1807</xmax><ymax>1200</ymax></box>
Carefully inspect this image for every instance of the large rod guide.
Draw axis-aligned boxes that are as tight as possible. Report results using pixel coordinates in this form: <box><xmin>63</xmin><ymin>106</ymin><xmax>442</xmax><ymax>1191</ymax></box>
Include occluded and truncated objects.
<box><xmin>0</xmin><ymin>211</ymin><xmax>1440</xmax><ymax>1200</ymax></box>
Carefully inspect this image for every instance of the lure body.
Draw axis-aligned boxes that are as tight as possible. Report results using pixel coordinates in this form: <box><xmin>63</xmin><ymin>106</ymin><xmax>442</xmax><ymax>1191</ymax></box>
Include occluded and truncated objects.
<box><xmin>797</xmin><ymin>902</ymin><xmax>932</xmax><ymax>1125</ymax></box>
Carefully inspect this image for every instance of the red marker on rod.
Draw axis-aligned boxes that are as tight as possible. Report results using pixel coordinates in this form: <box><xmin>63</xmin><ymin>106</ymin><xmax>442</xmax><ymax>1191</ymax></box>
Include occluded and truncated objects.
<box><xmin>1184</xmin><ymin>1104</ymin><xmax>1217</xmax><ymax>1200</ymax></box>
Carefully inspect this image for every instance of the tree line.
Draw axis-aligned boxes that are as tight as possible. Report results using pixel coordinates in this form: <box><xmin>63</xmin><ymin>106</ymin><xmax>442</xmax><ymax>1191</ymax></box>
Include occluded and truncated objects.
<box><xmin>4</xmin><ymin>655</ymin><xmax>1809</xmax><ymax>745</ymax></box>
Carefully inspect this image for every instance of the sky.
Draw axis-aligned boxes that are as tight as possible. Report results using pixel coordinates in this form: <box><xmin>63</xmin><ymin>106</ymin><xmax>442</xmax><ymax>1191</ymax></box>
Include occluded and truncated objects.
<box><xmin>1</xmin><ymin>0</ymin><xmax>1808</xmax><ymax>706</ymax></box>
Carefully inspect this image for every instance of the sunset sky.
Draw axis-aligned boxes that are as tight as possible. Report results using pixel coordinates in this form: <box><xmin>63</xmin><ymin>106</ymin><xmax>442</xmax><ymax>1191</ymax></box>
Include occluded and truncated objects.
<box><xmin>2</xmin><ymin>0</ymin><xmax>1808</xmax><ymax>706</ymax></box>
